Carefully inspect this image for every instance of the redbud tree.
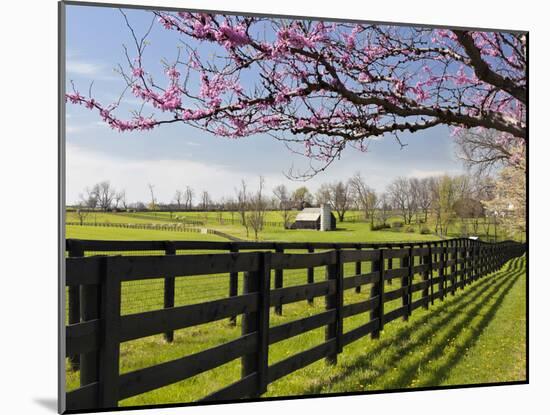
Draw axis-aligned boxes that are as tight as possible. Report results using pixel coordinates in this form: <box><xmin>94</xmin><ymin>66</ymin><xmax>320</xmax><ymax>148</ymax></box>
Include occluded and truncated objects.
<box><xmin>66</xmin><ymin>11</ymin><xmax>526</xmax><ymax>176</ymax></box>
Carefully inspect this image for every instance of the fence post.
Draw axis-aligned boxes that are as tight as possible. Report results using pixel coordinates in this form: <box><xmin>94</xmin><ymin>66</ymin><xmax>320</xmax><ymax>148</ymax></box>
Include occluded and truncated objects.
<box><xmin>307</xmin><ymin>246</ymin><xmax>315</xmax><ymax>305</ymax></box>
<box><xmin>467</xmin><ymin>240</ymin><xmax>473</xmax><ymax>285</ymax></box>
<box><xmin>355</xmin><ymin>245</ymin><xmax>362</xmax><ymax>293</ymax></box>
<box><xmin>98</xmin><ymin>257</ymin><xmax>121</xmax><ymax>408</ymax></box>
<box><xmin>451</xmin><ymin>240</ymin><xmax>458</xmax><ymax>295</ymax></box>
<box><xmin>80</xmin><ymin>273</ymin><xmax>100</xmax><ymax>390</ymax></box>
<box><xmin>424</xmin><ymin>245</ymin><xmax>432</xmax><ymax>308</ymax></box>
<box><xmin>479</xmin><ymin>244</ymin><xmax>484</xmax><ymax>278</ymax></box>
<box><xmin>163</xmin><ymin>242</ymin><xmax>176</xmax><ymax>342</ymax></box>
<box><xmin>463</xmin><ymin>239</ymin><xmax>469</xmax><ymax>287</ymax></box>
<box><xmin>229</xmin><ymin>243</ymin><xmax>239</xmax><ymax>325</ymax></box>
<box><xmin>68</xmin><ymin>241</ymin><xmax>83</xmax><ymax>371</ymax></box>
<box><xmin>458</xmin><ymin>239</ymin><xmax>464</xmax><ymax>290</ymax></box>
<box><xmin>473</xmin><ymin>241</ymin><xmax>479</xmax><ymax>281</ymax></box>
<box><xmin>480</xmin><ymin>244</ymin><xmax>485</xmax><ymax>277</ymax></box>
<box><xmin>387</xmin><ymin>244</ymin><xmax>393</xmax><ymax>286</ymax></box>
<box><xmin>401</xmin><ymin>247</ymin><xmax>411</xmax><ymax>321</ymax></box>
<box><xmin>242</xmin><ymin>252</ymin><xmax>271</xmax><ymax>397</ymax></box>
<box><xmin>438</xmin><ymin>242</ymin><xmax>445</xmax><ymax>301</ymax></box>
<box><xmin>274</xmin><ymin>245</ymin><xmax>284</xmax><ymax>316</ymax></box>
<box><xmin>465</xmin><ymin>240</ymin><xmax>469</xmax><ymax>285</ymax></box>
<box><xmin>370</xmin><ymin>249</ymin><xmax>385</xmax><ymax>339</ymax></box>
<box><xmin>483</xmin><ymin>244</ymin><xmax>487</xmax><ymax>276</ymax></box>
<box><xmin>325</xmin><ymin>249</ymin><xmax>342</xmax><ymax>365</ymax></box>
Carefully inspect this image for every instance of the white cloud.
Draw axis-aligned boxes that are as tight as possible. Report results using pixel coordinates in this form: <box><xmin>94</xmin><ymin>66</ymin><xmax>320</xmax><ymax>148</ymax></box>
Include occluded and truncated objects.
<box><xmin>66</xmin><ymin>59</ymin><xmax>119</xmax><ymax>81</ymax></box>
<box><xmin>66</xmin><ymin>121</ymin><xmax>106</xmax><ymax>134</ymax></box>
<box><xmin>65</xmin><ymin>143</ymin><xmax>280</xmax><ymax>204</ymax></box>
<box><xmin>67</xmin><ymin>61</ymin><xmax>102</xmax><ymax>76</ymax></box>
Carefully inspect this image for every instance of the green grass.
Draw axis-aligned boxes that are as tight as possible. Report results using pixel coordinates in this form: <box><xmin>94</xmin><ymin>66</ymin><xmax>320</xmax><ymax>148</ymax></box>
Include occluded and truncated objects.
<box><xmin>66</xmin><ymin>208</ymin><xmax>525</xmax><ymax>242</ymax></box>
<box><xmin>217</xmin><ymin>221</ymin><xmax>438</xmax><ymax>243</ymax></box>
<box><xmin>66</xmin><ymin>211</ymin><xmax>441</xmax><ymax>244</ymax></box>
<box><xmin>66</xmin><ymin>225</ymin><xmax>227</xmax><ymax>241</ymax></box>
<box><xmin>66</xmin><ymin>255</ymin><xmax>526</xmax><ymax>405</ymax></box>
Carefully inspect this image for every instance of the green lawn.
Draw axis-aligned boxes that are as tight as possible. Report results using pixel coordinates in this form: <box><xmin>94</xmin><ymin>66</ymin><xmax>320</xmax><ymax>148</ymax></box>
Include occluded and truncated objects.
<box><xmin>66</xmin><ymin>208</ymin><xmax>524</xmax><ymax>243</ymax></box>
<box><xmin>66</xmin><ymin>213</ymin><xmax>441</xmax><ymax>244</ymax></box>
<box><xmin>66</xmin><ymin>225</ymin><xmax>227</xmax><ymax>241</ymax></box>
<box><xmin>66</xmin><ymin>254</ymin><xmax>526</xmax><ymax>405</ymax></box>
<box><xmin>212</xmin><ymin>221</ymin><xmax>439</xmax><ymax>243</ymax></box>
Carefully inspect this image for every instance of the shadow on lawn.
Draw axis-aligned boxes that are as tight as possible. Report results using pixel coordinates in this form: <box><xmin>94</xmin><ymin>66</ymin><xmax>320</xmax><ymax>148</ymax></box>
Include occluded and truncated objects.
<box><xmin>304</xmin><ymin>257</ymin><xmax>524</xmax><ymax>394</ymax></box>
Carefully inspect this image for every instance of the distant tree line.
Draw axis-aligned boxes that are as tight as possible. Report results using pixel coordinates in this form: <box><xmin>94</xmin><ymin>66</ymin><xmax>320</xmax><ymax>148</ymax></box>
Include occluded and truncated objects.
<box><xmin>72</xmin><ymin>171</ymin><xmax>509</xmax><ymax>241</ymax></box>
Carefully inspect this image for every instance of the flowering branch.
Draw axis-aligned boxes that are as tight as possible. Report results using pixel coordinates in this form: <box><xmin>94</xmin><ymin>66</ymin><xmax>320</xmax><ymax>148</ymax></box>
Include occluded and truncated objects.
<box><xmin>66</xmin><ymin>10</ymin><xmax>526</xmax><ymax>176</ymax></box>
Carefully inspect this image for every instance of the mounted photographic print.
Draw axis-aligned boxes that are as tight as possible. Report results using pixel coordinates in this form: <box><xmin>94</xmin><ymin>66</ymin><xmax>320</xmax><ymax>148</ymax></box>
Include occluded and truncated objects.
<box><xmin>59</xmin><ymin>1</ymin><xmax>528</xmax><ymax>413</ymax></box>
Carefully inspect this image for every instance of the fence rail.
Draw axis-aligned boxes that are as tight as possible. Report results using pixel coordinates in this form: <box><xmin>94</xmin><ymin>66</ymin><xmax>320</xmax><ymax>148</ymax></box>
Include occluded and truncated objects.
<box><xmin>64</xmin><ymin>237</ymin><xmax>525</xmax><ymax>410</ymax></box>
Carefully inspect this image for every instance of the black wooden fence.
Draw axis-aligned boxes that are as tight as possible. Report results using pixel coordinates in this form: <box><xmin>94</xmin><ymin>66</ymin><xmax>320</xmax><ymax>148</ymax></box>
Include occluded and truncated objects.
<box><xmin>64</xmin><ymin>238</ymin><xmax>525</xmax><ymax>410</ymax></box>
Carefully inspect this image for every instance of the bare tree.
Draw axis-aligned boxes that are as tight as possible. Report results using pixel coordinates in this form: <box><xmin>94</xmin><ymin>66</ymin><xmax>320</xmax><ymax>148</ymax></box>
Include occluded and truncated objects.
<box><xmin>200</xmin><ymin>190</ymin><xmax>211</xmax><ymax>210</ymax></box>
<box><xmin>173</xmin><ymin>189</ymin><xmax>184</xmax><ymax>209</ymax></box>
<box><xmin>378</xmin><ymin>193</ymin><xmax>391</xmax><ymax>225</ymax></box>
<box><xmin>113</xmin><ymin>190</ymin><xmax>126</xmax><ymax>210</ymax></box>
<box><xmin>213</xmin><ymin>196</ymin><xmax>224</xmax><ymax>224</ymax></box>
<box><xmin>246</xmin><ymin>177</ymin><xmax>267</xmax><ymax>241</ymax></box>
<box><xmin>273</xmin><ymin>184</ymin><xmax>292</xmax><ymax>229</ymax></box>
<box><xmin>455</xmin><ymin>128</ymin><xmax>521</xmax><ymax>175</ymax></box>
<box><xmin>236</xmin><ymin>180</ymin><xmax>250</xmax><ymax>237</ymax></box>
<box><xmin>184</xmin><ymin>186</ymin><xmax>194</xmax><ymax>210</ymax></box>
<box><xmin>329</xmin><ymin>181</ymin><xmax>352</xmax><ymax>222</ymax></box>
<box><xmin>79</xmin><ymin>187</ymin><xmax>98</xmax><ymax>210</ymax></box>
<box><xmin>387</xmin><ymin>177</ymin><xmax>415</xmax><ymax>224</ymax></box>
<box><xmin>147</xmin><ymin>183</ymin><xmax>157</xmax><ymax>210</ymax></box>
<box><xmin>409</xmin><ymin>178</ymin><xmax>432</xmax><ymax>224</ymax></box>
<box><xmin>92</xmin><ymin>181</ymin><xmax>116</xmax><ymax>211</ymax></box>
<box><xmin>225</xmin><ymin>196</ymin><xmax>237</xmax><ymax>224</ymax></box>
<box><xmin>348</xmin><ymin>172</ymin><xmax>377</xmax><ymax>224</ymax></box>
<box><xmin>118</xmin><ymin>190</ymin><xmax>128</xmax><ymax>210</ymax></box>
<box><xmin>74</xmin><ymin>202</ymin><xmax>90</xmax><ymax>225</ymax></box>
<box><xmin>315</xmin><ymin>184</ymin><xmax>332</xmax><ymax>207</ymax></box>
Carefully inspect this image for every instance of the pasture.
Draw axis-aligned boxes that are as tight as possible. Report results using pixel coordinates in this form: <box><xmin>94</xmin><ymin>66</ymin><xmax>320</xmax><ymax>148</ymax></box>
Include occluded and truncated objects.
<box><xmin>66</xmin><ymin>210</ymin><xmax>440</xmax><ymax>243</ymax></box>
<box><xmin>65</xmin><ymin>209</ymin><xmax>526</xmax><ymax>406</ymax></box>
<box><xmin>66</xmin><ymin>208</ymin><xmax>520</xmax><ymax>243</ymax></box>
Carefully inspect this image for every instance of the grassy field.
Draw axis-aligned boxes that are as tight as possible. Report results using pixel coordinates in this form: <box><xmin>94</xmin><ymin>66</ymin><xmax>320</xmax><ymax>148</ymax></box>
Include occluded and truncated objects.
<box><xmin>66</xmin><ymin>224</ymin><xmax>227</xmax><ymax>241</ymax></box>
<box><xmin>66</xmin><ymin>254</ymin><xmax>526</xmax><ymax>405</ymax></box>
<box><xmin>65</xmin><ymin>209</ymin><xmax>525</xmax><ymax>405</ymax></box>
<box><xmin>66</xmin><ymin>209</ymin><xmax>523</xmax><ymax>242</ymax></box>
<box><xmin>66</xmin><ymin>211</ymin><xmax>440</xmax><ymax>244</ymax></box>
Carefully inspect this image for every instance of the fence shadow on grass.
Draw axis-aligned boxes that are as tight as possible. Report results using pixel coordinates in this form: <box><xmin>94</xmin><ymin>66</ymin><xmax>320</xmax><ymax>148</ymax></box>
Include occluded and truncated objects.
<box><xmin>303</xmin><ymin>257</ymin><xmax>524</xmax><ymax>394</ymax></box>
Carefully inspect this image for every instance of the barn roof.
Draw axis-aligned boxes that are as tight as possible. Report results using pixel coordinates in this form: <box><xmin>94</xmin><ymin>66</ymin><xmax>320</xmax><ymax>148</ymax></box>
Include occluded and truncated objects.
<box><xmin>295</xmin><ymin>208</ymin><xmax>321</xmax><ymax>221</ymax></box>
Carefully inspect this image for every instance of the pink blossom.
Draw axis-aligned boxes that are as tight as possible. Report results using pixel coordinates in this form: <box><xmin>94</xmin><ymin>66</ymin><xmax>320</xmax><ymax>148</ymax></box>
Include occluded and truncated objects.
<box><xmin>192</xmin><ymin>20</ymin><xmax>213</xmax><ymax>39</ymax></box>
<box><xmin>166</xmin><ymin>66</ymin><xmax>180</xmax><ymax>80</ymax></box>
<box><xmin>358</xmin><ymin>72</ymin><xmax>371</xmax><ymax>83</ymax></box>
<box><xmin>158</xmin><ymin>15</ymin><xmax>174</xmax><ymax>29</ymax></box>
<box><xmin>455</xmin><ymin>66</ymin><xmax>468</xmax><ymax>86</ymax></box>
<box><xmin>135</xmin><ymin>116</ymin><xmax>156</xmax><ymax>130</ymax></box>
<box><xmin>85</xmin><ymin>98</ymin><xmax>96</xmax><ymax>109</ymax></box>
<box><xmin>132</xmin><ymin>67</ymin><xmax>144</xmax><ymax>77</ymax></box>
<box><xmin>411</xmin><ymin>83</ymin><xmax>429</xmax><ymax>102</ymax></box>
<box><xmin>276</xmin><ymin>27</ymin><xmax>315</xmax><ymax>50</ymax></box>
<box><xmin>216</xmin><ymin>23</ymin><xmax>249</xmax><ymax>48</ymax></box>
<box><xmin>66</xmin><ymin>92</ymin><xmax>83</xmax><ymax>104</ymax></box>
<box><xmin>262</xmin><ymin>115</ymin><xmax>282</xmax><ymax>127</ymax></box>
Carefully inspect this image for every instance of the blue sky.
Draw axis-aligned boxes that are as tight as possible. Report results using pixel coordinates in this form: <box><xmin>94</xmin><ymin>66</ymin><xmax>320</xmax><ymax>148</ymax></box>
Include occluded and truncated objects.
<box><xmin>65</xmin><ymin>4</ymin><xmax>465</xmax><ymax>205</ymax></box>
